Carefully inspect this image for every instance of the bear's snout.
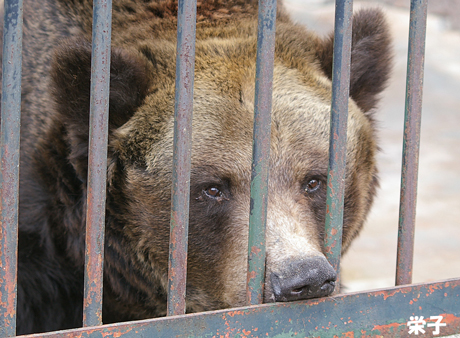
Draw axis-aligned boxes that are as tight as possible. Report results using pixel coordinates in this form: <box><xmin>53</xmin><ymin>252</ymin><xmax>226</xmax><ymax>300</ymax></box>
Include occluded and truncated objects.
<box><xmin>270</xmin><ymin>256</ymin><xmax>337</xmax><ymax>302</ymax></box>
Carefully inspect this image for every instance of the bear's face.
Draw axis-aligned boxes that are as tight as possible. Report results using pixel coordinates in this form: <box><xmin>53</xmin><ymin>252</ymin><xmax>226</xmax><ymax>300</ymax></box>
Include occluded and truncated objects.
<box><xmin>50</xmin><ymin>9</ymin><xmax>390</xmax><ymax>317</ymax></box>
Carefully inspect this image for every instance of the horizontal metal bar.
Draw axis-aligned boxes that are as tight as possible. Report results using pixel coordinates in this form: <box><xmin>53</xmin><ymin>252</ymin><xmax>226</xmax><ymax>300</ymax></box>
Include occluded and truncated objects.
<box><xmin>246</xmin><ymin>0</ymin><xmax>277</xmax><ymax>306</ymax></box>
<box><xmin>395</xmin><ymin>0</ymin><xmax>428</xmax><ymax>287</ymax></box>
<box><xmin>324</xmin><ymin>0</ymin><xmax>353</xmax><ymax>289</ymax></box>
<box><xmin>20</xmin><ymin>278</ymin><xmax>460</xmax><ymax>338</ymax></box>
<box><xmin>167</xmin><ymin>0</ymin><xmax>197</xmax><ymax>317</ymax></box>
<box><xmin>82</xmin><ymin>0</ymin><xmax>112</xmax><ymax>327</ymax></box>
<box><xmin>0</xmin><ymin>0</ymin><xmax>24</xmax><ymax>336</ymax></box>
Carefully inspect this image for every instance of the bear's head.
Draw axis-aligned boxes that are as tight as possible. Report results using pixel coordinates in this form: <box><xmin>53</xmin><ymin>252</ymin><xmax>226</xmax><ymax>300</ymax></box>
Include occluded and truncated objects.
<box><xmin>49</xmin><ymin>8</ymin><xmax>391</xmax><ymax>320</ymax></box>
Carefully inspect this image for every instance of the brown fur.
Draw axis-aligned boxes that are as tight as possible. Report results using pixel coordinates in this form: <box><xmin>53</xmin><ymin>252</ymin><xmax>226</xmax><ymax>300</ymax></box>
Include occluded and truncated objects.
<box><xmin>0</xmin><ymin>0</ymin><xmax>392</xmax><ymax>334</ymax></box>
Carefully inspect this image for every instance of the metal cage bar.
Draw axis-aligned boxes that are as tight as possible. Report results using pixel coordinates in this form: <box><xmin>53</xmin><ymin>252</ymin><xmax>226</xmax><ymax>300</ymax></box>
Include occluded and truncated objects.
<box><xmin>167</xmin><ymin>0</ymin><xmax>197</xmax><ymax>317</ymax></box>
<box><xmin>0</xmin><ymin>0</ymin><xmax>23</xmax><ymax>336</ymax></box>
<box><xmin>82</xmin><ymin>0</ymin><xmax>112</xmax><ymax>327</ymax></box>
<box><xmin>246</xmin><ymin>0</ymin><xmax>277</xmax><ymax>306</ymax></box>
<box><xmin>18</xmin><ymin>279</ymin><xmax>460</xmax><ymax>338</ymax></box>
<box><xmin>324</xmin><ymin>0</ymin><xmax>353</xmax><ymax>288</ymax></box>
<box><xmin>396</xmin><ymin>0</ymin><xmax>428</xmax><ymax>286</ymax></box>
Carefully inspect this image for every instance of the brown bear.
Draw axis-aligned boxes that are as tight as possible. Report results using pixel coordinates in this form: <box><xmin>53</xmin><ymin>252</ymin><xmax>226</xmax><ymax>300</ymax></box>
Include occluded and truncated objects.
<box><xmin>0</xmin><ymin>0</ymin><xmax>391</xmax><ymax>335</ymax></box>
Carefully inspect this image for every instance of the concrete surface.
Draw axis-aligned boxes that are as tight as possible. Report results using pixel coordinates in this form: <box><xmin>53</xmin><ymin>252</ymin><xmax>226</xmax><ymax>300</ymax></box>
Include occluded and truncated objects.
<box><xmin>284</xmin><ymin>0</ymin><xmax>460</xmax><ymax>292</ymax></box>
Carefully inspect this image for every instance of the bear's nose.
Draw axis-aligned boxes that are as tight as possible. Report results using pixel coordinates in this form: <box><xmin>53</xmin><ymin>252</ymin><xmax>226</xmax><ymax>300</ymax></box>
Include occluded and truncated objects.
<box><xmin>270</xmin><ymin>256</ymin><xmax>337</xmax><ymax>302</ymax></box>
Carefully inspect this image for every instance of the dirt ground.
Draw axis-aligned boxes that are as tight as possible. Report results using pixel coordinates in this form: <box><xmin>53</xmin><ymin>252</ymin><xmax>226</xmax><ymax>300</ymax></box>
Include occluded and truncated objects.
<box><xmin>284</xmin><ymin>0</ymin><xmax>460</xmax><ymax>293</ymax></box>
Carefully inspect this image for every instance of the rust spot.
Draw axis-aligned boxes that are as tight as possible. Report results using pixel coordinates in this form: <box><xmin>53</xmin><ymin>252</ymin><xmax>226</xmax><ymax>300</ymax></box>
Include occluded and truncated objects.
<box><xmin>331</xmin><ymin>228</ymin><xmax>337</xmax><ymax>236</ymax></box>
<box><xmin>227</xmin><ymin>310</ymin><xmax>247</xmax><ymax>318</ymax></box>
<box><xmin>247</xmin><ymin>271</ymin><xmax>257</xmax><ymax>280</ymax></box>
<box><xmin>5</xmin><ymin>271</ymin><xmax>17</xmax><ymax>318</ymax></box>
<box><xmin>373</xmin><ymin>287</ymin><xmax>408</xmax><ymax>301</ymax></box>
<box><xmin>251</xmin><ymin>246</ymin><xmax>261</xmax><ymax>255</ymax></box>
<box><xmin>427</xmin><ymin>284</ymin><xmax>441</xmax><ymax>295</ymax></box>
<box><xmin>439</xmin><ymin>313</ymin><xmax>460</xmax><ymax>324</ymax></box>
<box><xmin>324</xmin><ymin>242</ymin><xmax>336</xmax><ymax>255</ymax></box>
<box><xmin>372</xmin><ymin>321</ymin><xmax>404</xmax><ymax>334</ymax></box>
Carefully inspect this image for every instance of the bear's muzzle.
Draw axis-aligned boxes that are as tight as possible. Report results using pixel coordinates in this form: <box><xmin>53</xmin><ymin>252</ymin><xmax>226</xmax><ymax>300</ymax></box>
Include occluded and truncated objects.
<box><xmin>270</xmin><ymin>256</ymin><xmax>337</xmax><ymax>302</ymax></box>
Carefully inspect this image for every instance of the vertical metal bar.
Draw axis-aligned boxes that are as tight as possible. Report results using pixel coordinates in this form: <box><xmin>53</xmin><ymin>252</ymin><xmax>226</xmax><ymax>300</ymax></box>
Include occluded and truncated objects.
<box><xmin>167</xmin><ymin>0</ymin><xmax>197</xmax><ymax>317</ymax></box>
<box><xmin>0</xmin><ymin>0</ymin><xmax>23</xmax><ymax>336</ymax></box>
<box><xmin>82</xmin><ymin>0</ymin><xmax>112</xmax><ymax>327</ymax></box>
<box><xmin>246</xmin><ymin>0</ymin><xmax>277</xmax><ymax>306</ymax></box>
<box><xmin>395</xmin><ymin>0</ymin><xmax>427</xmax><ymax>286</ymax></box>
<box><xmin>324</xmin><ymin>0</ymin><xmax>353</xmax><ymax>291</ymax></box>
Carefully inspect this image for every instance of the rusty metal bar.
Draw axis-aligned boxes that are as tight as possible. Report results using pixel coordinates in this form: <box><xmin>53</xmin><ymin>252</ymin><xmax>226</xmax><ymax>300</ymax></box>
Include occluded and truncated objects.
<box><xmin>395</xmin><ymin>0</ymin><xmax>428</xmax><ymax>287</ymax></box>
<box><xmin>21</xmin><ymin>278</ymin><xmax>460</xmax><ymax>338</ymax></box>
<box><xmin>246</xmin><ymin>0</ymin><xmax>277</xmax><ymax>306</ymax></box>
<box><xmin>167</xmin><ymin>0</ymin><xmax>197</xmax><ymax>317</ymax></box>
<box><xmin>82</xmin><ymin>0</ymin><xmax>112</xmax><ymax>327</ymax></box>
<box><xmin>0</xmin><ymin>0</ymin><xmax>23</xmax><ymax>336</ymax></box>
<box><xmin>324</xmin><ymin>0</ymin><xmax>353</xmax><ymax>290</ymax></box>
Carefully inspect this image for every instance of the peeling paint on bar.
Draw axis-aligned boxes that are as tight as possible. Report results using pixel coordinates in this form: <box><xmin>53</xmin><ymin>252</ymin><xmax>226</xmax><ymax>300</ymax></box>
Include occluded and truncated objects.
<box><xmin>396</xmin><ymin>0</ymin><xmax>428</xmax><ymax>287</ymax></box>
<box><xmin>82</xmin><ymin>0</ymin><xmax>112</xmax><ymax>328</ymax></box>
<box><xmin>18</xmin><ymin>279</ymin><xmax>460</xmax><ymax>338</ymax></box>
<box><xmin>324</xmin><ymin>0</ymin><xmax>353</xmax><ymax>290</ymax></box>
<box><xmin>246</xmin><ymin>0</ymin><xmax>277</xmax><ymax>306</ymax></box>
<box><xmin>0</xmin><ymin>0</ymin><xmax>23</xmax><ymax>336</ymax></box>
<box><xmin>167</xmin><ymin>0</ymin><xmax>197</xmax><ymax>317</ymax></box>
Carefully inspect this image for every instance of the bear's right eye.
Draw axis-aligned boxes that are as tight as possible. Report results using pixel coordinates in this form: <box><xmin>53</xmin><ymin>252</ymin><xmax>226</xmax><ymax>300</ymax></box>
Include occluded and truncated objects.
<box><xmin>205</xmin><ymin>187</ymin><xmax>222</xmax><ymax>198</ymax></box>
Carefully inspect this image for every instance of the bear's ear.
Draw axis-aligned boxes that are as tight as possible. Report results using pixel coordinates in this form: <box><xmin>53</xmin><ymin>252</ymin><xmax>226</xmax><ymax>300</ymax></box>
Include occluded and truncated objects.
<box><xmin>316</xmin><ymin>8</ymin><xmax>392</xmax><ymax>113</ymax></box>
<box><xmin>51</xmin><ymin>38</ymin><xmax>152</xmax><ymax>131</ymax></box>
<box><xmin>50</xmin><ymin>38</ymin><xmax>152</xmax><ymax>179</ymax></box>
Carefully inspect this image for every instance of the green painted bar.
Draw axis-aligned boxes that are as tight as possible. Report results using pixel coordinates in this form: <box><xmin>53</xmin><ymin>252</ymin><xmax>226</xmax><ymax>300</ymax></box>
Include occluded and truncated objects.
<box><xmin>0</xmin><ymin>0</ymin><xmax>23</xmax><ymax>336</ymax></box>
<box><xmin>246</xmin><ymin>0</ymin><xmax>277</xmax><ymax>306</ymax></box>
<box><xmin>167</xmin><ymin>0</ymin><xmax>197</xmax><ymax>316</ymax></box>
<box><xmin>396</xmin><ymin>0</ymin><xmax>428</xmax><ymax>287</ymax></box>
<box><xmin>19</xmin><ymin>278</ymin><xmax>460</xmax><ymax>338</ymax></box>
<box><xmin>82</xmin><ymin>0</ymin><xmax>112</xmax><ymax>327</ymax></box>
<box><xmin>324</xmin><ymin>0</ymin><xmax>353</xmax><ymax>288</ymax></box>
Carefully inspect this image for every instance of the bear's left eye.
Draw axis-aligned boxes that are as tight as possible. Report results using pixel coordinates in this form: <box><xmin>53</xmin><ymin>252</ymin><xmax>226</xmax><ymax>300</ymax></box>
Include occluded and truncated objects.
<box><xmin>197</xmin><ymin>186</ymin><xmax>229</xmax><ymax>203</ymax></box>
<box><xmin>305</xmin><ymin>179</ymin><xmax>321</xmax><ymax>193</ymax></box>
<box><xmin>205</xmin><ymin>187</ymin><xmax>222</xmax><ymax>198</ymax></box>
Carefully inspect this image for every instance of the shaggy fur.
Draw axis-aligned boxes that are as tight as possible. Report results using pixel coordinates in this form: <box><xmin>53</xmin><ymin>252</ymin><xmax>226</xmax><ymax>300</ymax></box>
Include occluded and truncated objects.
<box><xmin>0</xmin><ymin>0</ymin><xmax>392</xmax><ymax>334</ymax></box>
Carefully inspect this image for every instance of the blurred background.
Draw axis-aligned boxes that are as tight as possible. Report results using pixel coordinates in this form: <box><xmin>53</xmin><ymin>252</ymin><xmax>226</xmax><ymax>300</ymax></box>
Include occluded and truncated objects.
<box><xmin>284</xmin><ymin>0</ymin><xmax>460</xmax><ymax>292</ymax></box>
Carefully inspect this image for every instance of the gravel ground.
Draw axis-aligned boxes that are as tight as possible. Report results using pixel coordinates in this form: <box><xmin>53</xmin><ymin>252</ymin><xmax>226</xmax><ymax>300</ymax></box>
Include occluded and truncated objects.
<box><xmin>285</xmin><ymin>0</ymin><xmax>460</xmax><ymax>293</ymax></box>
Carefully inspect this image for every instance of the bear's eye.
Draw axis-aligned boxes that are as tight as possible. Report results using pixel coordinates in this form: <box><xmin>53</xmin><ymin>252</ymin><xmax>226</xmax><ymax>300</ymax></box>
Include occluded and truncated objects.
<box><xmin>195</xmin><ymin>184</ymin><xmax>229</xmax><ymax>203</ymax></box>
<box><xmin>205</xmin><ymin>187</ymin><xmax>222</xmax><ymax>198</ymax></box>
<box><xmin>305</xmin><ymin>179</ymin><xmax>321</xmax><ymax>193</ymax></box>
